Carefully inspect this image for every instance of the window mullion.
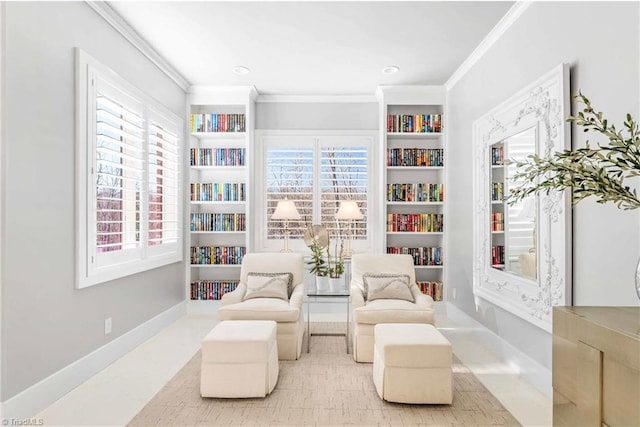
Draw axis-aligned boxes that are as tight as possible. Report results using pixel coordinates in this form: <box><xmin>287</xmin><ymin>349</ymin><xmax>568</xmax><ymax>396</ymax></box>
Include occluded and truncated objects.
<box><xmin>140</xmin><ymin>109</ymin><xmax>150</xmax><ymax>258</ymax></box>
<box><xmin>313</xmin><ymin>137</ymin><xmax>322</xmax><ymax>225</ymax></box>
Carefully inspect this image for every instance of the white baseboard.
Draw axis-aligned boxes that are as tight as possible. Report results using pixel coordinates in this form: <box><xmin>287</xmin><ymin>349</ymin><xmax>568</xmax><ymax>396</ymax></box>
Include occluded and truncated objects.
<box><xmin>1</xmin><ymin>301</ymin><xmax>186</xmax><ymax>420</ymax></box>
<box><xmin>444</xmin><ymin>302</ymin><xmax>552</xmax><ymax>398</ymax></box>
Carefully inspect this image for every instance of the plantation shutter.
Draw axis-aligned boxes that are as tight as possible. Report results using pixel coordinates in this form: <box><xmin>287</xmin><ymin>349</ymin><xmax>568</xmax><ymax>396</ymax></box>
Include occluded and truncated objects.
<box><xmin>147</xmin><ymin>110</ymin><xmax>180</xmax><ymax>253</ymax></box>
<box><xmin>266</xmin><ymin>145</ymin><xmax>314</xmax><ymax>239</ymax></box>
<box><xmin>94</xmin><ymin>78</ymin><xmax>144</xmax><ymax>262</ymax></box>
<box><xmin>320</xmin><ymin>144</ymin><xmax>368</xmax><ymax>239</ymax></box>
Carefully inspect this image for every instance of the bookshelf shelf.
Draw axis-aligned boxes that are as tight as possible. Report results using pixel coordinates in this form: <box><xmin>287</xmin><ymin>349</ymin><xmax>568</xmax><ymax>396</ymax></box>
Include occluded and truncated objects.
<box><xmin>190</xmin><ymin>200</ymin><xmax>246</xmax><ymax>206</ymax></box>
<box><xmin>386</xmin><ymin>231</ymin><xmax>444</xmax><ymax>235</ymax></box>
<box><xmin>386</xmin><ymin>132</ymin><xmax>444</xmax><ymax>139</ymax></box>
<box><xmin>386</xmin><ymin>201</ymin><xmax>444</xmax><ymax>206</ymax></box>
<box><xmin>379</xmin><ymin>86</ymin><xmax>446</xmax><ymax>303</ymax></box>
<box><xmin>191</xmin><ymin>132</ymin><xmax>247</xmax><ymax>139</ymax></box>
<box><xmin>190</xmin><ymin>231</ymin><xmax>245</xmax><ymax>235</ymax></box>
<box><xmin>190</xmin><ymin>165</ymin><xmax>246</xmax><ymax>171</ymax></box>
<box><xmin>190</xmin><ymin>264</ymin><xmax>242</xmax><ymax>268</ymax></box>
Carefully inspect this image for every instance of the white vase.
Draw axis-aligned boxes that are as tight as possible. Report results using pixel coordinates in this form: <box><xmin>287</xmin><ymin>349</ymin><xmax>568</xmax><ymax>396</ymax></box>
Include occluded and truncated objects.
<box><xmin>316</xmin><ymin>275</ymin><xmax>330</xmax><ymax>292</ymax></box>
<box><xmin>329</xmin><ymin>276</ymin><xmax>343</xmax><ymax>292</ymax></box>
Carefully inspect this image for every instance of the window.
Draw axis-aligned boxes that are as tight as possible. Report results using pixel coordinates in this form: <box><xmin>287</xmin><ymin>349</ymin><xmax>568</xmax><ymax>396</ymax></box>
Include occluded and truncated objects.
<box><xmin>77</xmin><ymin>49</ymin><xmax>182</xmax><ymax>288</ymax></box>
<box><xmin>257</xmin><ymin>133</ymin><xmax>373</xmax><ymax>253</ymax></box>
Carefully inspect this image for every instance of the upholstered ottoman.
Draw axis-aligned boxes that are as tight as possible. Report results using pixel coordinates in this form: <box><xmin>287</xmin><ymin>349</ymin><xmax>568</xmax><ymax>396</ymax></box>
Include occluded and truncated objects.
<box><xmin>373</xmin><ymin>323</ymin><xmax>452</xmax><ymax>404</ymax></box>
<box><xmin>201</xmin><ymin>320</ymin><xmax>279</xmax><ymax>398</ymax></box>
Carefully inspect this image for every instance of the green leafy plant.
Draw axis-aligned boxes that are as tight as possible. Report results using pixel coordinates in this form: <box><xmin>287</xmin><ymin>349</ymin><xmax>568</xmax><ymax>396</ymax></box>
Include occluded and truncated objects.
<box><xmin>508</xmin><ymin>92</ymin><xmax>640</xmax><ymax>210</ymax></box>
<box><xmin>308</xmin><ymin>241</ymin><xmax>328</xmax><ymax>276</ymax></box>
<box><xmin>303</xmin><ymin>224</ymin><xmax>345</xmax><ymax>278</ymax></box>
<box><xmin>304</xmin><ymin>224</ymin><xmax>329</xmax><ymax>277</ymax></box>
<box><xmin>327</xmin><ymin>239</ymin><xmax>345</xmax><ymax>279</ymax></box>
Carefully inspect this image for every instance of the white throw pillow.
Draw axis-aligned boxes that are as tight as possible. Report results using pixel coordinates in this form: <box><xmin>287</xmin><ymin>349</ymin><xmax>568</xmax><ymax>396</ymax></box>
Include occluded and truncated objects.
<box><xmin>362</xmin><ymin>273</ymin><xmax>414</xmax><ymax>302</ymax></box>
<box><xmin>243</xmin><ymin>272</ymin><xmax>293</xmax><ymax>301</ymax></box>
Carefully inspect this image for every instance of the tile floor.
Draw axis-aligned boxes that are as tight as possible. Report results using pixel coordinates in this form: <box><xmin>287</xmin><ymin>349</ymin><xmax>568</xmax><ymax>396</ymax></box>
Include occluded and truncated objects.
<box><xmin>36</xmin><ymin>312</ymin><xmax>551</xmax><ymax>426</ymax></box>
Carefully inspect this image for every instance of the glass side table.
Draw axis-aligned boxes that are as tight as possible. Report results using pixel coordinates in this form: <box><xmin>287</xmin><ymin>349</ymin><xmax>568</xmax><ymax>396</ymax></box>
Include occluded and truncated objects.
<box><xmin>305</xmin><ymin>289</ymin><xmax>351</xmax><ymax>354</ymax></box>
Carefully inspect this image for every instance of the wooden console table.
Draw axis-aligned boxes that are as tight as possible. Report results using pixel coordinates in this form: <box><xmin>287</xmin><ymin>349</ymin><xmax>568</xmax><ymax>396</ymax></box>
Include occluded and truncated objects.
<box><xmin>553</xmin><ymin>306</ymin><xmax>640</xmax><ymax>426</ymax></box>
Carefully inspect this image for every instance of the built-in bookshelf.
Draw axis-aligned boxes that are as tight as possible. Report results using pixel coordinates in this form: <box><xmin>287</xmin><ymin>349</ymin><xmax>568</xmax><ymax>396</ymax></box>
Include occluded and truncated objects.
<box><xmin>187</xmin><ymin>87</ymin><xmax>256</xmax><ymax>313</ymax></box>
<box><xmin>377</xmin><ymin>86</ymin><xmax>446</xmax><ymax>302</ymax></box>
<box><xmin>490</xmin><ymin>141</ymin><xmax>505</xmax><ymax>272</ymax></box>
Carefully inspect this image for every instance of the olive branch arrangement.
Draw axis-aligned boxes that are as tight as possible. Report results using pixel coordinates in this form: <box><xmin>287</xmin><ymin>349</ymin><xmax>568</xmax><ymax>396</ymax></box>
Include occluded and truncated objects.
<box><xmin>508</xmin><ymin>92</ymin><xmax>640</xmax><ymax>210</ymax></box>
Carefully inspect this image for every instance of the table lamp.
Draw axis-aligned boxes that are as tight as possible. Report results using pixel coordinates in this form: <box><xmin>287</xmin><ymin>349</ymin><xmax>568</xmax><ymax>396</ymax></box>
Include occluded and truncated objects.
<box><xmin>271</xmin><ymin>199</ymin><xmax>301</xmax><ymax>252</ymax></box>
<box><xmin>335</xmin><ymin>200</ymin><xmax>363</xmax><ymax>257</ymax></box>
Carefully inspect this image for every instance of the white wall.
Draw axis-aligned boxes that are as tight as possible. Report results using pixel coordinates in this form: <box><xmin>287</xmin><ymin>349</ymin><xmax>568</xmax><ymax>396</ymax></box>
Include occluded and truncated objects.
<box><xmin>447</xmin><ymin>1</ymin><xmax>639</xmax><ymax>372</ymax></box>
<box><xmin>256</xmin><ymin>101</ymin><xmax>378</xmax><ymax>130</ymax></box>
<box><xmin>2</xmin><ymin>2</ymin><xmax>186</xmax><ymax>401</ymax></box>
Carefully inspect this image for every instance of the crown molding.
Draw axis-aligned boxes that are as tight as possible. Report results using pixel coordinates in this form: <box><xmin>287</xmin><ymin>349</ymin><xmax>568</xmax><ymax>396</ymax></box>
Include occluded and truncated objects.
<box><xmin>86</xmin><ymin>1</ymin><xmax>190</xmax><ymax>92</ymax></box>
<box><xmin>445</xmin><ymin>1</ymin><xmax>533</xmax><ymax>91</ymax></box>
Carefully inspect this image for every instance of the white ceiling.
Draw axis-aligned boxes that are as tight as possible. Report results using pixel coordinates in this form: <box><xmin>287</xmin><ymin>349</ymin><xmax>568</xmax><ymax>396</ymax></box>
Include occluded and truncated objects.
<box><xmin>109</xmin><ymin>1</ymin><xmax>513</xmax><ymax>95</ymax></box>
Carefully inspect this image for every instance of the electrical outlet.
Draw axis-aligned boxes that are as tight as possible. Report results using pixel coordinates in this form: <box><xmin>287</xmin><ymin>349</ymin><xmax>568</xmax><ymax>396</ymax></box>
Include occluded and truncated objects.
<box><xmin>104</xmin><ymin>317</ymin><xmax>112</xmax><ymax>335</ymax></box>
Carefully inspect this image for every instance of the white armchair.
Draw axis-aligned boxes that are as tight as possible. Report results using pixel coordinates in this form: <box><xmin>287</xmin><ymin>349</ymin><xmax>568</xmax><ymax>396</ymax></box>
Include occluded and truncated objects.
<box><xmin>217</xmin><ymin>252</ymin><xmax>305</xmax><ymax>360</ymax></box>
<box><xmin>350</xmin><ymin>253</ymin><xmax>435</xmax><ymax>362</ymax></box>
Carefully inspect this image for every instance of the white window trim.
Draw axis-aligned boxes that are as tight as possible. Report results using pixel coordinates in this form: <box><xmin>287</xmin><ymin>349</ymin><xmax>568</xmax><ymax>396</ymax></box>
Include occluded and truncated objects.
<box><xmin>254</xmin><ymin>130</ymin><xmax>378</xmax><ymax>254</ymax></box>
<box><xmin>76</xmin><ymin>48</ymin><xmax>183</xmax><ymax>288</ymax></box>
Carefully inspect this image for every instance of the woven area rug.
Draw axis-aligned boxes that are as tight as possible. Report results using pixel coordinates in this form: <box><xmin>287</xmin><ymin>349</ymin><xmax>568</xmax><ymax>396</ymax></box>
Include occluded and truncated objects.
<box><xmin>128</xmin><ymin>323</ymin><xmax>520</xmax><ymax>426</ymax></box>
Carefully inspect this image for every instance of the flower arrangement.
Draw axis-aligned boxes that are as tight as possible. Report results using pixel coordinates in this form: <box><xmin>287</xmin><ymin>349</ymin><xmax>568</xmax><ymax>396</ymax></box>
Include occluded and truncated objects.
<box><xmin>508</xmin><ymin>92</ymin><xmax>640</xmax><ymax>210</ymax></box>
<box><xmin>303</xmin><ymin>224</ymin><xmax>345</xmax><ymax>278</ymax></box>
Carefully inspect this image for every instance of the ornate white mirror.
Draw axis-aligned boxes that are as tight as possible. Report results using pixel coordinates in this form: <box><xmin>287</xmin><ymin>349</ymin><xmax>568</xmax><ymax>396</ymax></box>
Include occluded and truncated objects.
<box><xmin>473</xmin><ymin>64</ymin><xmax>572</xmax><ymax>332</ymax></box>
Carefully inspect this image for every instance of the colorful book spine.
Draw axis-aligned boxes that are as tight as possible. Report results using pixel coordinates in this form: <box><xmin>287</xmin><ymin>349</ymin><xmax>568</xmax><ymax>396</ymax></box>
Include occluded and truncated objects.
<box><xmin>491</xmin><ymin>145</ymin><xmax>504</xmax><ymax>165</ymax></box>
<box><xmin>190</xmin><ymin>148</ymin><xmax>245</xmax><ymax>166</ymax></box>
<box><xmin>189</xmin><ymin>246</ymin><xmax>246</xmax><ymax>265</ymax></box>
<box><xmin>491</xmin><ymin>212</ymin><xmax>504</xmax><ymax>231</ymax></box>
<box><xmin>190</xmin><ymin>183</ymin><xmax>246</xmax><ymax>202</ymax></box>
<box><xmin>386</xmin><ymin>148</ymin><xmax>444</xmax><ymax>167</ymax></box>
<box><xmin>190</xmin><ymin>113</ymin><xmax>246</xmax><ymax>133</ymax></box>
<box><xmin>190</xmin><ymin>280</ymin><xmax>239</xmax><ymax>300</ymax></box>
<box><xmin>386</xmin><ymin>247</ymin><xmax>443</xmax><ymax>266</ymax></box>
<box><xmin>491</xmin><ymin>245</ymin><xmax>505</xmax><ymax>266</ymax></box>
<box><xmin>491</xmin><ymin>182</ymin><xmax>504</xmax><ymax>201</ymax></box>
<box><xmin>416</xmin><ymin>281</ymin><xmax>443</xmax><ymax>301</ymax></box>
<box><xmin>386</xmin><ymin>213</ymin><xmax>444</xmax><ymax>233</ymax></box>
<box><xmin>190</xmin><ymin>213</ymin><xmax>246</xmax><ymax>232</ymax></box>
<box><xmin>387</xmin><ymin>183</ymin><xmax>444</xmax><ymax>202</ymax></box>
<box><xmin>386</xmin><ymin>114</ymin><xmax>443</xmax><ymax>133</ymax></box>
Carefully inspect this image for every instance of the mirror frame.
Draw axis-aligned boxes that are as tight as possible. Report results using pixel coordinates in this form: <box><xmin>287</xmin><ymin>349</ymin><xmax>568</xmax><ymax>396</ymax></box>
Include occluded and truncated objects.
<box><xmin>472</xmin><ymin>63</ymin><xmax>572</xmax><ymax>332</ymax></box>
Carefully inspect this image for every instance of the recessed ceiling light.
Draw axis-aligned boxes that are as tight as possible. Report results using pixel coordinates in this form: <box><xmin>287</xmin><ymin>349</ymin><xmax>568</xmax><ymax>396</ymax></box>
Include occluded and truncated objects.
<box><xmin>382</xmin><ymin>65</ymin><xmax>400</xmax><ymax>75</ymax></box>
<box><xmin>232</xmin><ymin>66</ymin><xmax>250</xmax><ymax>75</ymax></box>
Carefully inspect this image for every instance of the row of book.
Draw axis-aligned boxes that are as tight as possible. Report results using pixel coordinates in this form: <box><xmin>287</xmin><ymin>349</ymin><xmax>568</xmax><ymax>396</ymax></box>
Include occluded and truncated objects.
<box><xmin>491</xmin><ymin>245</ymin><xmax>505</xmax><ymax>266</ymax></box>
<box><xmin>386</xmin><ymin>114</ymin><xmax>443</xmax><ymax>133</ymax></box>
<box><xmin>492</xmin><ymin>182</ymin><xmax>504</xmax><ymax>201</ymax></box>
<box><xmin>190</xmin><ymin>183</ymin><xmax>246</xmax><ymax>202</ymax></box>
<box><xmin>190</xmin><ymin>280</ymin><xmax>239</xmax><ymax>300</ymax></box>
<box><xmin>491</xmin><ymin>145</ymin><xmax>504</xmax><ymax>166</ymax></box>
<box><xmin>190</xmin><ymin>148</ymin><xmax>246</xmax><ymax>166</ymax></box>
<box><xmin>387</xmin><ymin>183</ymin><xmax>444</xmax><ymax>202</ymax></box>
<box><xmin>417</xmin><ymin>281</ymin><xmax>443</xmax><ymax>301</ymax></box>
<box><xmin>190</xmin><ymin>113</ymin><xmax>246</xmax><ymax>133</ymax></box>
<box><xmin>491</xmin><ymin>212</ymin><xmax>504</xmax><ymax>232</ymax></box>
<box><xmin>386</xmin><ymin>148</ymin><xmax>444</xmax><ymax>167</ymax></box>
<box><xmin>387</xmin><ymin>213</ymin><xmax>444</xmax><ymax>233</ymax></box>
<box><xmin>190</xmin><ymin>213</ymin><xmax>246</xmax><ymax>232</ymax></box>
<box><xmin>387</xmin><ymin>246</ymin><xmax>443</xmax><ymax>266</ymax></box>
<box><xmin>190</xmin><ymin>246</ymin><xmax>246</xmax><ymax>265</ymax></box>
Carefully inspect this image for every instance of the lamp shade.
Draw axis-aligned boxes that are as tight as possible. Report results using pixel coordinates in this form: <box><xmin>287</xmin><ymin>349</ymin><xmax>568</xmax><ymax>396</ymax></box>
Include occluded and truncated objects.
<box><xmin>271</xmin><ymin>199</ymin><xmax>301</xmax><ymax>220</ymax></box>
<box><xmin>335</xmin><ymin>201</ymin><xmax>363</xmax><ymax>220</ymax></box>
